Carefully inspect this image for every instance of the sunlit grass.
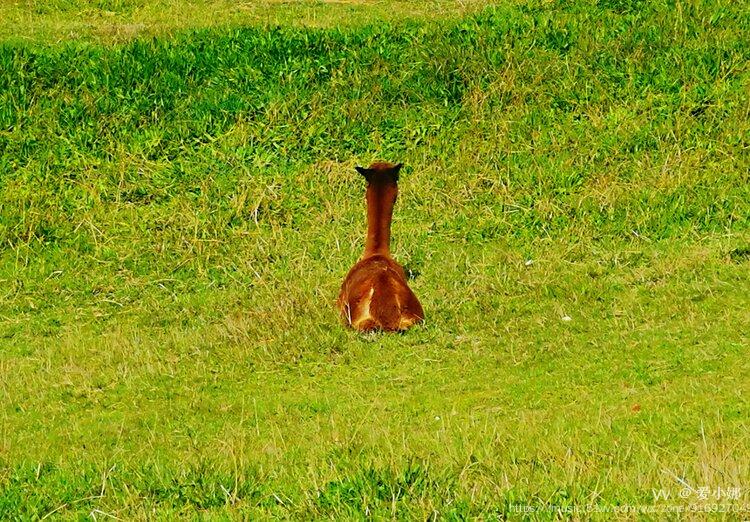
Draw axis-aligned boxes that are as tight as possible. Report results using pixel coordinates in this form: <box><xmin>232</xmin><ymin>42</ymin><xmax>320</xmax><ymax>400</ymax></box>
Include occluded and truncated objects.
<box><xmin>1</xmin><ymin>0</ymin><xmax>749</xmax><ymax>517</ymax></box>
<box><xmin>0</xmin><ymin>0</ymin><xmax>496</xmax><ymax>44</ymax></box>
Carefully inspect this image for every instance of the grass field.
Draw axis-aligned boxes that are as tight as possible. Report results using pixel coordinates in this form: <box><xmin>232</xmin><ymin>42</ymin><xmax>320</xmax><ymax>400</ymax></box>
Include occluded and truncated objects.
<box><xmin>1</xmin><ymin>0</ymin><xmax>749</xmax><ymax>518</ymax></box>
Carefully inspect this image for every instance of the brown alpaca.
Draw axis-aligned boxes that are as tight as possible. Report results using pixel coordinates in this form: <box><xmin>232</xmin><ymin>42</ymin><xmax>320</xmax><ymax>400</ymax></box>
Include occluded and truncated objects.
<box><xmin>338</xmin><ymin>162</ymin><xmax>424</xmax><ymax>332</ymax></box>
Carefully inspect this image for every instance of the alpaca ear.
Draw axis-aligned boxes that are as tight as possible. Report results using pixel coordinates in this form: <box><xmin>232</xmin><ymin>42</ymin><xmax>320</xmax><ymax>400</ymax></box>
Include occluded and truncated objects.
<box><xmin>392</xmin><ymin>163</ymin><xmax>403</xmax><ymax>181</ymax></box>
<box><xmin>355</xmin><ymin>166</ymin><xmax>371</xmax><ymax>177</ymax></box>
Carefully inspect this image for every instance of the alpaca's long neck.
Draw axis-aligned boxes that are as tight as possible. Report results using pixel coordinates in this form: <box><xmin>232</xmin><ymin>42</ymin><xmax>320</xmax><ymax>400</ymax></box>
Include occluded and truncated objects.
<box><xmin>364</xmin><ymin>184</ymin><xmax>397</xmax><ymax>257</ymax></box>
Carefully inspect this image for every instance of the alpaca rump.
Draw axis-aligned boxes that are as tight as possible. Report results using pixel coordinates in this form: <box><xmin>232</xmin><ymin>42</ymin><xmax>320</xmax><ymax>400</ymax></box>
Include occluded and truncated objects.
<box><xmin>339</xmin><ymin>255</ymin><xmax>423</xmax><ymax>331</ymax></box>
<box><xmin>338</xmin><ymin>162</ymin><xmax>424</xmax><ymax>332</ymax></box>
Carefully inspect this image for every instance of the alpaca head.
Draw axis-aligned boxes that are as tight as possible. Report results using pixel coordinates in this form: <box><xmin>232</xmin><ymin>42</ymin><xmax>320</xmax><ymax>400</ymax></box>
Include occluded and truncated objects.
<box><xmin>355</xmin><ymin>162</ymin><xmax>403</xmax><ymax>185</ymax></box>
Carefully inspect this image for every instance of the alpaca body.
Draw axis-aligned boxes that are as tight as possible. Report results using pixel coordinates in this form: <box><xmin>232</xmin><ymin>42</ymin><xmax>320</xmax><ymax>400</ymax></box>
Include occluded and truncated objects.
<box><xmin>338</xmin><ymin>162</ymin><xmax>424</xmax><ymax>332</ymax></box>
<box><xmin>339</xmin><ymin>254</ymin><xmax>424</xmax><ymax>331</ymax></box>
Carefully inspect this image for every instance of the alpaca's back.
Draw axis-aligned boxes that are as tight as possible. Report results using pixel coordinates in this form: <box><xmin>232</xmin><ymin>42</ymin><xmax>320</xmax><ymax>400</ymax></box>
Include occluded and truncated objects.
<box><xmin>338</xmin><ymin>255</ymin><xmax>424</xmax><ymax>332</ymax></box>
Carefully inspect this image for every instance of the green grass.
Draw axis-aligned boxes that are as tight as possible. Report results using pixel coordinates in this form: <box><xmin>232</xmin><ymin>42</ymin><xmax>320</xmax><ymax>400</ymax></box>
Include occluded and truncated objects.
<box><xmin>0</xmin><ymin>0</ymin><xmax>495</xmax><ymax>45</ymax></box>
<box><xmin>1</xmin><ymin>0</ymin><xmax>750</xmax><ymax>518</ymax></box>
